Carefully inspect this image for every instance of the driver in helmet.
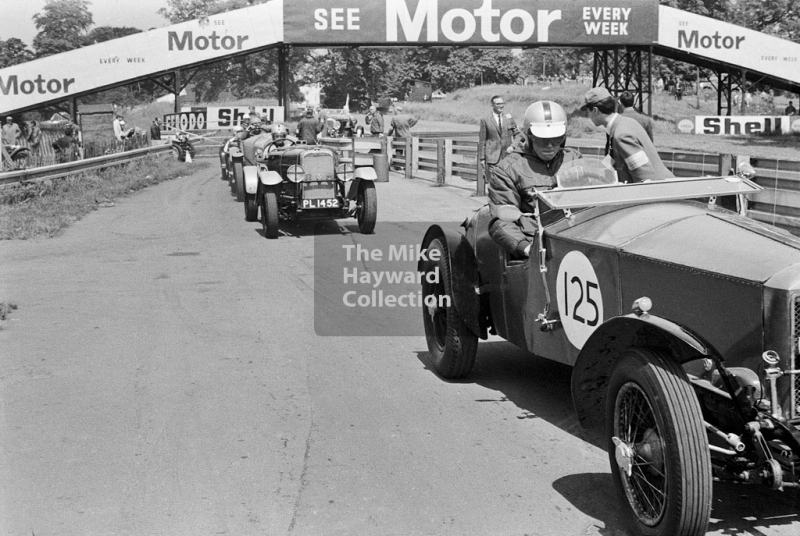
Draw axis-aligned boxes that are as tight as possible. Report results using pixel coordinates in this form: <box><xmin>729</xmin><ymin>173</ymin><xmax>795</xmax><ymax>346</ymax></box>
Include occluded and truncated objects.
<box><xmin>488</xmin><ymin>100</ymin><xmax>582</xmax><ymax>258</ymax></box>
<box><xmin>270</xmin><ymin>123</ymin><xmax>296</xmax><ymax>148</ymax></box>
<box><xmin>222</xmin><ymin>124</ymin><xmax>247</xmax><ymax>156</ymax></box>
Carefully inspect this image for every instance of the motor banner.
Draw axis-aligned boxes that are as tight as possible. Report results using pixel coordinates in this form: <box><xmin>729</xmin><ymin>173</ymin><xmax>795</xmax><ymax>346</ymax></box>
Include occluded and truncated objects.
<box><xmin>0</xmin><ymin>1</ymin><xmax>284</xmax><ymax>113</ymax></box>
<box><xmin>284</xmin><ymin>0</ymin><xmax>660</xmax><ymax>46</ymax></box>
<box><xmin>659</xmin><ymin>6</ymin><xmax>800</xmax><ymax>86</ymax></box>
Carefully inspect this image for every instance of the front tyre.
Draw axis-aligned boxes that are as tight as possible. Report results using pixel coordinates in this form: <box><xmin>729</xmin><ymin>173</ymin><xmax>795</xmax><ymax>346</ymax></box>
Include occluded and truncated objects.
<box><xmin>607</xmin><ymin>348</ymin><xmax>711</xmax><ymax>536</ymax></box>
<box><xmin>233</xmin><ymin>160</ymin><xmax>245</xmax><ymax>202</ymax></box>
<box><xmin>356</xmin><ymin>181</ymin><xmax>377</xmax><ymax>234</ymax></box>
<box><xmin>244</xmin><ymin>192</ymin><xmax>258</xmax><ymax>222</ymax></box>
<box><xmin>262</xmin><ymin>186</ymin><xmax>279</xmax><ymax>239</ymax></box>
<box><xmin>172</xmin><ymin>144</ymin><xmax>185</xmax><ymax>162</ymax></box>
<box><xmin>421</xmin><ymin>238</ymin><xmax>477</xmax><ymax>379</ymax></box>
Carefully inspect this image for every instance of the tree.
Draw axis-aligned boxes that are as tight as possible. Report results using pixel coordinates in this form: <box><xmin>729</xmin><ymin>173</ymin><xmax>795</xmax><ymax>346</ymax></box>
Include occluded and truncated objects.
<box><xmin>0</xmin><ymin>38</ymin><xmax>35</xmax><ymax>68</ymax></box>
<box><xmin>32</xmin><ymin>0</ymin><xmax>93</xmax><ymax>58</ymax></box>
<box><xmin>84</xmin><ymin>26</ymin><xmax>141</xmax><ymax>45</ymax></box>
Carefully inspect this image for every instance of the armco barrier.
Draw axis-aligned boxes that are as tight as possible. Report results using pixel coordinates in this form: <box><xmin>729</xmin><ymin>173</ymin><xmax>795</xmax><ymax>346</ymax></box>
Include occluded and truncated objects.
<box><xmin>0</xmin><ymin>144</ymin><xmax>173</xmax><ymax>187</ymax></box>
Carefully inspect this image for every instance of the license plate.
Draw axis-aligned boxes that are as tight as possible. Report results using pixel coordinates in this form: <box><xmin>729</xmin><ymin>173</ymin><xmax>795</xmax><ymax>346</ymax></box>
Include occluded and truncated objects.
<box><xmin>301</xmin><ymin>198</ymin><xmax>340</xmax><ymax>209</ymax></box>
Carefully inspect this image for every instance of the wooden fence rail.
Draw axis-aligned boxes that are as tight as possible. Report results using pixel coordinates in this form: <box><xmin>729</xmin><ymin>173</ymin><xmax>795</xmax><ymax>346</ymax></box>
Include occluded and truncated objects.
<box><xmin>386</xmin><ymin>131</ymin><xmax>800</xmax><ymax>236</ymax></box>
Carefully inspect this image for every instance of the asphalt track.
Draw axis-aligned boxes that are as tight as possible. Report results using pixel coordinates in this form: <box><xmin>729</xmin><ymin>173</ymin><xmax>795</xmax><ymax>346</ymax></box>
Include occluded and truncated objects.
<box><xmin>0</xmin><ymin>162</ymin><xmax>797</xmax><ymax>535</ymax></box>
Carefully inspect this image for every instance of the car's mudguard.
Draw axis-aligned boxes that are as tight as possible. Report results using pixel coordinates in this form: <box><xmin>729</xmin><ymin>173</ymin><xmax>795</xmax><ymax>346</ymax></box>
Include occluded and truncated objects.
<box><xmin>258</xmin><ymin>168</ymin><xmax>283</xmax><ymax>186</ymax></box>
<box><xmin>228</xmin><ymin>146</ymin><xmax>243</xmax><ymax>158</ymax></box>
<box><xmin>244</xmin><ymin>166</ymin><xmax>259</xmax><ymax>194</ymax></box>
<box><xmin>353</xmin><ymin>167</ymin><xmax>377</xmax><ymax>181</ymax></box>
<box><xmin>346</xmin><ymin>169</ymin><xmax>378</xmax><ymax>199</ymax></box>
<box><xmin>418</xmin><ymin>225</ymin><xmax>482</xmax><ymax>338</ymax></box>
<box><xmin>571</xmin><ymin>314</ymin><xmax>713</xmax><ymax>433</ymax></box>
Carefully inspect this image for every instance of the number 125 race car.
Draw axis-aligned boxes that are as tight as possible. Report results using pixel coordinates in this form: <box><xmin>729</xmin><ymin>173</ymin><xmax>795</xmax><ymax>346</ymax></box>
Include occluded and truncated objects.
<box><xmin>419</xmin><ymin>159</ymin><xmax>800</xmax><ymax>536</ymax></box>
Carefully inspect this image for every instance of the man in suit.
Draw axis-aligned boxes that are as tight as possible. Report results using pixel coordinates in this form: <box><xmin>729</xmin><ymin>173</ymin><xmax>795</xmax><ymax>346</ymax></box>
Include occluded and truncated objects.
<box><xmin>366</xmin><ymin>105</ymin><xmax>384</xmax><ymax>137</ymax></box>
<box><xmin>619</xmin><ymin>91</ymin><xmax>654</xmax><ymax>141</ymax></box>
<box><xmin>478</xmin><ymin>95</ymin><xmax>519</xmax><ymax>183</ymax></box>
<box><xmin>582</xmin><ymin>87</ymin><xmax>673</xmax><ymax>184</ymax></box>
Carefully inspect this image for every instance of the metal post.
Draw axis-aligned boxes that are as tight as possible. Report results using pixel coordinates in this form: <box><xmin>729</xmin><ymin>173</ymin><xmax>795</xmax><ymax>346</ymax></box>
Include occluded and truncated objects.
<box><xmin>174</xmin><ymin>69</ymin><xmax>181</xmax><ymax>114</ymax></box>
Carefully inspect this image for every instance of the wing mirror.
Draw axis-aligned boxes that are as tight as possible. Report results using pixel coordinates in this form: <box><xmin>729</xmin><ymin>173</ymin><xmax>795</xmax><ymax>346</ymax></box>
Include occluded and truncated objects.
<box><xmin>737</xmin><ymin>161</ymin><xmax>756</xmax><ymax>179</ymax></box>
<box><xmin>496</xmin><ymin>205</ymin><xmax>533</xmax><ymax>222</ymax></box>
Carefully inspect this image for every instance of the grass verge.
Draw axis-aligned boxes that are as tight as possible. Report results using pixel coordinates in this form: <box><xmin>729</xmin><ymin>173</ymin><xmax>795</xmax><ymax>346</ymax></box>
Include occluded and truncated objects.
<box><xmin>0</xmin><ymin>156</ymin><xmax>209</xmax><ymax>240</ymax></box>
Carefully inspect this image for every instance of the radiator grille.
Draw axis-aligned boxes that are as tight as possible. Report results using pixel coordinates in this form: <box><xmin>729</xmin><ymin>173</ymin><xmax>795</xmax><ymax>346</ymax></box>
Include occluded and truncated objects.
<box><xmin>303</xmin><ymin>180</ymin><xmax>336</xmax><ymax>199</ymax></box>
<box><xmin>302</xmin><ymin>152</ymin><xmax>335</xmax><ymax>182</ymax></box>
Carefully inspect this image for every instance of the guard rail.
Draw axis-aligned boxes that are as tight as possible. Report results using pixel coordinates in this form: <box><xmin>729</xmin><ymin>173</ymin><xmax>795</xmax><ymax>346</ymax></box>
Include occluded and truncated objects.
<box><xmin>0</xmin><ymin>144</ymin><xmax>173</xmax><ymax>187</ymax></box>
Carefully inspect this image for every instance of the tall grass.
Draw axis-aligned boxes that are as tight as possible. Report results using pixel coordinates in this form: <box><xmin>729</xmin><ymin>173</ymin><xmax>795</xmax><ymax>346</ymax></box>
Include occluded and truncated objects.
<box><xmin>0</xmin><ymin>156</ymin><xmax>208</xmax><ymax>240</ymax></box>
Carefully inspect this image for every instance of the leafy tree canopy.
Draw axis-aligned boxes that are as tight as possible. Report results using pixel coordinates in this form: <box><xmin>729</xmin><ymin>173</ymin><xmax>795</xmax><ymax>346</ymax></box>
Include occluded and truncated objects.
<box><xmin>32</xmin><ymin>0</ymin><xmax>93</xmax><ymax>57</ymax></box>
<box><xmin>0</xmin><ymin>38</ymin><xmax>35</xmax><ymax>68</ymax></box>
<box><xmin>85</xmin><ymin>26</ymin><xmax>141</xmax><ymax>45</ymax></box>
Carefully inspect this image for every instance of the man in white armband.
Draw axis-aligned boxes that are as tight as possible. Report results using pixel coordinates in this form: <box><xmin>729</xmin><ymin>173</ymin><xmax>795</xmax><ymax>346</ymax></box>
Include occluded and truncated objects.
<box><xmin>581</xmin><ymin>87</ymin><xmax>673</xmax><ymax>184</ymax></box>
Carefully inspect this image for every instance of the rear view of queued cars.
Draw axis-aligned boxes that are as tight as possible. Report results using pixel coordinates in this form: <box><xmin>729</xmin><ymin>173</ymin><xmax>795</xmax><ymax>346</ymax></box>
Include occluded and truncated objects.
<box><xmin>218</xmin><ymin>121</ymin><xmax>378</xmax><ymax>239</ymax></box>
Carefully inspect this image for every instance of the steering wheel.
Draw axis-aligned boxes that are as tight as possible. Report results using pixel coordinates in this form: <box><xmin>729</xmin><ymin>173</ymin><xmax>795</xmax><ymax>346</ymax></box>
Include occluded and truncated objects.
<box><xmin>264</xmin><ymin>139</ymin><xmax>297</xmax><ymax>153</ymax></box>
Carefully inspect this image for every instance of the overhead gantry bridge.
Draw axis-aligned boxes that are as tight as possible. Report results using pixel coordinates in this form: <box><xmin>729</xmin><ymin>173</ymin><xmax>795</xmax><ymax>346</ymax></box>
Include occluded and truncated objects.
<box><xmin>1</xmin><ymin>0</ymin><xmax>798</xmax><ymax>119</ymax></box>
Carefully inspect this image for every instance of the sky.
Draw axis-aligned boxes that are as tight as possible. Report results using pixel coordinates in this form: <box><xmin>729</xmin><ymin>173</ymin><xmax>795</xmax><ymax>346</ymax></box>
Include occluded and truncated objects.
<box><xmin>2</xmin><ymin>0</ymin><xmax>169</xmax><ymax>46</ymax></box>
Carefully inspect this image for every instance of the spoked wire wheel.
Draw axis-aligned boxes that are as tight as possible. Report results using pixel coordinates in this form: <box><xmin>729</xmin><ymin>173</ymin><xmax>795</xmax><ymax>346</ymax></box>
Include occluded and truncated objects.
<box><xmin>607</xmin><ymin>348</ymin><xmax>711</xmax><ymax>536</ymax></box>
<box><xmin>614</xmin><ymin>382</ymin><xmax>667</xmax><ymax>524</ymax></box>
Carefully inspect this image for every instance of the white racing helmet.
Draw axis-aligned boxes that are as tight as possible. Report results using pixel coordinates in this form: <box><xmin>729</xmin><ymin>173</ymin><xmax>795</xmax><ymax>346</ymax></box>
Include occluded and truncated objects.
<box><xmin>522</xmin><ymin>100</ymin><xmax>567</xmax><ymax>138</ymax></box>
<box><xmin>272</xmin><ymin>123</ymin><xmax>287</xmax><ymax>137</ymax></box>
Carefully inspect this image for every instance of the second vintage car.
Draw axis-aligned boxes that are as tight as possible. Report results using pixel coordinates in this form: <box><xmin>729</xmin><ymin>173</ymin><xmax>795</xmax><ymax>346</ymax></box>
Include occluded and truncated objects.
<box><xmin>241</xmin><ymin>137</ymin><xmax>378</xmax><ymax>238</ymax></box>
<box><xmin>418</xmin><ymin>159</ymin><xmax>800</xmax><ymax>536</ymax></box>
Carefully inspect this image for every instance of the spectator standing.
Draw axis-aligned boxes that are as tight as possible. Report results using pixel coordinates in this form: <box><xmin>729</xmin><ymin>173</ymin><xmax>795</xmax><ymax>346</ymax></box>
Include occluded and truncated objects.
<box><xmin>52</xmin><ymin>127</ymin><xmax>79</xmax><ymax>163</ymax></box>
<box><xmin>582</xmin><ymin>87</ymin><xmax>674</xmax><ymax>184</ymax></box>
<box><xmin>478</xmin><ymin>95</ymin><xmax>519</xmax><ymax>183</ymax></box>
<box><xmin>366</xmin><ymin>105</ymin><xmax>384</xmax><ymax>136</ymax></box>
<box><xmin>619</xmin><ymin>91</ymin><xmax>654</xmax><ymax>141</ymax></box>
<box><xmin>248</xmin><ymin>105</ymin><xmax>262</xmax><ymax>124</ymax></box>
<box><xmin>388</xmin><ymin>105</ymin><xmax>418</xmax><ymax>169</ymax></box>
<box><xmin>113</xmin><ymin>114</ymin><xmax>133</xmax><ymax>142</ymax></box>
<box><xmin>150</xmin><ymin>118</ymin><xmax>162</xmax><ymax>141</ymax></box>
<box><xmin>785</xmin><ymin>101</ymin><xmax>797</xmax><ymax>115</ymax></box>
<box><xmin>27</xmin><ymin>120</ymin><xmax>43</xmax><ymax>155</ymax></box>
<box><xmin>2</xmin><ymin>116</ymin><xmax>21</xmax><ymax>145</ymax></box>
<box><xmin>297</xmin><ymin>108</ymin><xmax>322</xmax><ymax>144</ymax></box>
<box><xmin>387</xmin><ymin>105</ymin><xmax>418</xmax><ymax>138</ymax></box>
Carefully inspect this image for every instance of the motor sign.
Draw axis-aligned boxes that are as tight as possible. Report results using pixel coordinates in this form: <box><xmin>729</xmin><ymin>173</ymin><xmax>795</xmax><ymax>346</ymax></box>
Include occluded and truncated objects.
<box><xmin>285</xmin><ymin>0</ymin><xmax>660</xmax><ymax>45</ymax></box>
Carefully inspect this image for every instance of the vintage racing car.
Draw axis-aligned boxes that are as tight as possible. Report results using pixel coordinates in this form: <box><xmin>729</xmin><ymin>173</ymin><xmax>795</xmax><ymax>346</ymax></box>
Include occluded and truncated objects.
<box><xmin>242</xmin><ymin>139</ymin><xmax>378</xmax><ymax>238</ymax></box>
<box><xmin>219</xmin><ymin>123</ymin><xmax>269</xmax><ymax>204</ymax></box>
<box><xmin>418</xmin><ymin>159</ymin><xmax>800</xmax><ymax>536</ymax></box>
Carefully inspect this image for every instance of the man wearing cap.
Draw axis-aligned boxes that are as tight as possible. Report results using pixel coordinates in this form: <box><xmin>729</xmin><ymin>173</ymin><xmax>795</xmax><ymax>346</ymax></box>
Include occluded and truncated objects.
<box><xmin>2</xmin><ymin>116</ymin><xmax>21</xmax><ymax>145</ymax></box>
<box><xmin>387</xmin><ymin>105</ymin><xmax>418</xmax><ymax>167</ymax></box>
<box><xmin>297</xmin><ymin>109</ymin><xmax>322</xmax><ymax>144</ymax></box>
<box><xmin>488</xmin><ymin>100</ymin><xmax>581</xmax><ymax>259</ymax></box>
<box><xmin>581</xmin><ymin>87</ymin><xmax>673</xmax><ymax>184</ymax></box>
<box><xmin>479</xmin><ymin>95</ymin><xmax>519</xmax><ymax>184</ymax></box>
